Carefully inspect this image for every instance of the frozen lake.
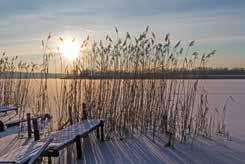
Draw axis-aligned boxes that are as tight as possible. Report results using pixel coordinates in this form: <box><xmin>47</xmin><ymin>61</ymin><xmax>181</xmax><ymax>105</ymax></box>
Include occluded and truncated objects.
<box><xmin>31</xmin><ymin>79</ymin><xmax>245</xmax><ymax>138</ymax></box>
<box><xmin>200</xmin><ymin>80</ymin><xmax>245</xmax><ymax>138</ymax></box>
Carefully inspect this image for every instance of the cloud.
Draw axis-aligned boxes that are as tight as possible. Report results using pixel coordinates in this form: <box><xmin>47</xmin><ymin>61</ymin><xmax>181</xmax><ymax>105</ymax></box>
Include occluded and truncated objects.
<box><xmin>0</xmin><ymin>0</ymin><xmax>245</xmax><ymax>67</ymax></box>
<box><xmin>1</xmin><ymin>0</ymin><xmax>245</xmax><ymax>18</ymax></box>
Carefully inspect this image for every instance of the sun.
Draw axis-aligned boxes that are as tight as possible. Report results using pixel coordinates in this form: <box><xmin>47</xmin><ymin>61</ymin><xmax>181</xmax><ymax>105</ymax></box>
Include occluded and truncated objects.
<box><xmin>59</xmin><ymin>40</ymin><xmax>80</xmax><ymax>61</ymax></box>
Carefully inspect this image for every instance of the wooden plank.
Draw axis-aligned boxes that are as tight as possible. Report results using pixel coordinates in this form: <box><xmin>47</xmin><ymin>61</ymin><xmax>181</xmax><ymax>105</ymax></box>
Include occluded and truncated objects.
<box><xmin>27</xmin><ymin>138</ymin><xmax>53</xmax><ymax>164</ymax></box>
<box><xmin>0</xmin><ymin>134</ymin><xmax>52</xmax><ymax>164</ymax></box>
<box><xmin>43</xmin><ymin>119</ymin><xmax>104</xmax><ymax>156</ymax></box>
<box><xmin>0</xmin><ymin>105</ymin><xmax>18</xmax><ymax>113</ymax></box>
<box><xmin>0</xmin><ymin>126</ymin><xmax>22</xmax><ymax>138</ymax></box>
<box><xmin>96</xmin><ymin>127</ymin><xmax>100</xmax><ymax>139</ymax></box>
<box><xmin>75</xmin><ymin>136</ymin><xmax>82</xmax><ymax>160</ymax></box>
<box><xmin>27</xmin><ymin>113</ymin><xmax>32</xmax><ymax>138</ymax></box>
<box><xmin>32</xmin><ymin>118</ymin><xmax>40</xmax><ymax>141</ymax></box>
<box><xmin>100</xmin><ymin>121</ymin><xmax>104</xmax><ymax>141</ymax></box>
<box><xmin>4</xmin><ymin>113</ymin><xmax>51</xmax><ymax>128</ymax></box>
<box><xmin>0</xmin><ymin>111</ymin><xmax>18</xmax><ymax>123</ymax></box>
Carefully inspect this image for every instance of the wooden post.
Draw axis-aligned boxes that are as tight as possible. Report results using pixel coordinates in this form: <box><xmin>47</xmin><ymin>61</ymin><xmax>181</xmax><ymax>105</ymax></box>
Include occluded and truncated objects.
<box><xmin>75</xmin><ymin>136</ymin><xmax>83</xmax><ymax>160</ymax></box>
<box><xmin>33</xmin><ymin>118</ymin><xmax>40</xmax><ymax>141</ymax></box>
<box><xmin>96</xmin><ymin>127</ymin><xmax>100</xmax><ymax>139</ymax></box>
<box><xmin>82</xmin><ymin>103</ymin><xmax>88</xmax><ymax>120</ymax></box>
<box><xmin>163</xmin><ymin>114</ymin><xmax>168</xmax><ymax>134</ymax></box>
<box><xmin>48</xmin><ymin>156</ymin><xmax>52</xmax><ymax>164</ymax></box>
<box><xmin>68</xmin><ymin>106</ymin><xmax>73</xmax><ymax>125</ymax></box>
<box><xmin>165</xmin><ymin>131</ymin><xmax>174</xmax><ymax>148</ymax></box>
<box><xmin>27</xmin><ymin>113</ymin><xmax>32</xmax><ymax>138</ymax></box>
<box><xmin>0</xmin><ymin>121</ymin><xmax>4</xmax><ymax>132</ymax></box>
<box><xmin>100</xmin><ymin>121</ymin><xmax>104</xmax><ymax>141</ymax></box>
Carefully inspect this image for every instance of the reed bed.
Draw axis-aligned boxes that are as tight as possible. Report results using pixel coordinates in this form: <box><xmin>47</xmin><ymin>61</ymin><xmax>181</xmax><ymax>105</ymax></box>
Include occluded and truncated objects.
<box><xmin>0</xmin><ymin>27</ymin><xmax>230</xmax><ymax>147</ymax></box>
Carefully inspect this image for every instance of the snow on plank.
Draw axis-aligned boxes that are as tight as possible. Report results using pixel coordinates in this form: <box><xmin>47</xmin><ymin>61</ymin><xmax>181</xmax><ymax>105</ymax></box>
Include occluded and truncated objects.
<box><xmin>0</xmin><ymin>134</ymin><xmax>52</xmax><ymax>164</ymax></box>
<box><xmin>44</xmin><ymin>119</ymin><xmax>104</xmax><ymax>156</ymax></box>
<box><xmin>4</xmin><ymin>113</ymin><xmax>51</xmax><ymax>128</ymax></box>
<box><xmin>0</xmin><ymin>113</ymin><xmax>51</xmax><ymax>133</ymax></box>
<box><xmin>0</xmin><ymin>111</ymin><xmax>18</xmax><ymax>122</ymax></box>
<box><xmin>0</xmin><ymin>105</ymin><xmax>18</xmax><ymax>114</ymax></box>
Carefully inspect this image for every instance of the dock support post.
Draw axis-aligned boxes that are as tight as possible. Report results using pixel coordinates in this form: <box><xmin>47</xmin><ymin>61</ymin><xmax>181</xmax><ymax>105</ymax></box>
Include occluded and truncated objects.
<box><xmin>33</xmin><ymin>118</ymin><xmax>40</xmax><ymax>141</ymax></box>
<box><xmin>0</xmin><ymin>121</ymin><xmax>4</xmax><ymax>132</ymax></box>
<box><xmin>27</xmin><ymin>113</ymin><xmax>32</xmax><ymax>138</ymax></box>
<box><xmin>48</xmin><ymin>156</ymin><xmax>52</xmax><ymax>164</ymax></box>
<box><xmin>96</xmin><ymin>127</ymin><xmax>100</xmax><ymax>139</ymax></box>
<box><xmin>100</xmin><ymin>121</ymin><xmax>104</xmax><ymax>141</ymax></box>
<box><xmin>82</xmin><ymin>103</ymin><xmax>88</xmax><ymax>120</ymax></box>
<box><xmin>68</xmin><ymin>106</ymin><xmax>73</xmax><ymax>125</ymax></box>
<box><xmin>75</xmin><ymin>136</ymin><xmax>83</xmax><ymax>160</ymax></box>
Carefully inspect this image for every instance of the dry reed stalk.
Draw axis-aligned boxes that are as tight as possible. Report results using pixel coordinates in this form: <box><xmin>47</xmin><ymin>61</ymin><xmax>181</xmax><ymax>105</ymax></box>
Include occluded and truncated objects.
<box><xmin>0</xmin><ymin>28</ymin><xmax>220</xmax><ymax>147</ymax></box>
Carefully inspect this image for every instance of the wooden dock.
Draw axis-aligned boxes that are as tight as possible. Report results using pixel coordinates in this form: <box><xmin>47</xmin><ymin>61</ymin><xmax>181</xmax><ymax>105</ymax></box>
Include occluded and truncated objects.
<box><xmin>0</xmin><ymin>134</ymin><xmax>53</xmax><ymax>164</ymax></box>
<box><xmin>0</xmin><ymin>113</ymin><xmax>51</xmax><ymax>132</ymax></box>
<box><xmin>5</xmin><ymin>113</ymin><xmax>51</xmax><ymax>128</ymax></box>
<box><xmin>0</xmin><ymin>119</ymin><xmax>104</xmax><ymax>163</ymax></box>
<box><xmin>0</xmin><ymin>105</ymin><xmax>18</xmax><ymax>114</ymax></box>
<box><xmin>43</xmin><ymin>119</ymin><xmax>104</xmax><ymax>158</ymax></box>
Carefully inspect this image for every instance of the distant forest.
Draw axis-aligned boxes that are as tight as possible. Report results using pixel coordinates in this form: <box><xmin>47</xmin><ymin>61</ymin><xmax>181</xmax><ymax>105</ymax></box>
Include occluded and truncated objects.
<box><xmin>1</xmin><ymin>67</ymin><xmax>244</xmax><ymax>79</ymax></box>
<box><xmin>77</xmin><ymin>67</ymin><xmax>245</xmax><ymax>79</ymax></box>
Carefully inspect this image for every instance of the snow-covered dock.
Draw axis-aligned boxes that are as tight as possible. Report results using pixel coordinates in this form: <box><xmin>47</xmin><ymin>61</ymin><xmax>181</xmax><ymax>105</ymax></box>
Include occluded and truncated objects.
<box><xmin>0</xmin><ymin>119</ymin><xmax>104</xmax><ymax>163</ymax></box>
<box><xmin>0</xmin><ymin>113</ymin><xmax>51</xmax><ymax>132</ymax></box>
<box><xmin>0</xmin><ymin>134</ymin><xmax>52</xmax><ymax>164</ymax></box>
<box><xmin>43</xmin><ymin>119</ymin><xmax>104</xmax><ymax>161</ymax></box>
<box><xmin>4</xmin><ymin>113</ymin><xmax>51</xmax><ymax>128</ymax></box>
<box><xmin>77</xmin><ymin>133</ymin><xmax>245</xmax><ymax>164</ymax></box>
<box><xmin>0</xmin><ymin>105</ymin><xmax>18</xmax><ymax>114</ymax></box>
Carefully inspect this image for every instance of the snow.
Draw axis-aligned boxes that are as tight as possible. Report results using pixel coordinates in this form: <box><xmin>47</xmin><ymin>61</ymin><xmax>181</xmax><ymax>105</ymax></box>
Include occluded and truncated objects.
<box><xmin>76</xmin><ymin>80</ymin><xmax>245</xmax><ymax>164</ymax></box>
<box><xmin>75</xmin><ymin>133</ymin><xmax>245</xmax><ymax>164</ymax></box>
<box><xmin>0</xmin><ymin>134</ymin><xmax>52</xmax><ymax>163</ymax></box>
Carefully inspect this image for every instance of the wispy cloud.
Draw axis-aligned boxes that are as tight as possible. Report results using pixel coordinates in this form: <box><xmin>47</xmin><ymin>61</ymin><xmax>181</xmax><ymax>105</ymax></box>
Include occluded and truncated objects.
<box><xmin>0</xmin><ymin>0</ymin><xmax>244</xmax><ymax>67</ymax></box>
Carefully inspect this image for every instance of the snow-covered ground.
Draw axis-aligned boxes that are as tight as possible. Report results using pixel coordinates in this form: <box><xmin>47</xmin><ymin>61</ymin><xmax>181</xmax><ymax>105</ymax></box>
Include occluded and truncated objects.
<box><xmin>201</xmin><ymin>80</ymin><xmax>245</xmax><ymax>138</ymax></box>
<box><xmin>71</xmin><ymin>80</ymin><xmax>245</xmax><ymax>164</ymax></box>
<box><xmin>69</xmin><ymin>132</ymin><xmax>244</xmax><ymax>164</ymax></box>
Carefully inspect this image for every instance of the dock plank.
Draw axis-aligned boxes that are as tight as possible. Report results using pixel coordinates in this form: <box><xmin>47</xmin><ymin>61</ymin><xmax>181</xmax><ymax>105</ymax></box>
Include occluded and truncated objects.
<box><xmin>42</xmin><ymin>119</ymin><xmax>103</xmax><ymax>157</ymax></box>
<box><xmin>0</xmin><ymin>106</ymin><xmax>18</xmax><ymax>114</ymax></box>
<box><xmin>4</xmin><ymin>113</ymin><xmax>51</xmax><ymax>128</ymax></box>
<box><xmin>48</xmin><ymin>119</ymin><xmax>102</xmax><ymax>150</ymax></box>
<box><xmin>0</xmin><ymin>119</ymin><xmax>104</xmax><ymax>163</ymax></box>
<box><xmin>0</xmin><ymin>134</ymin><xmax>52</xmax><ymax>164</ymax></box>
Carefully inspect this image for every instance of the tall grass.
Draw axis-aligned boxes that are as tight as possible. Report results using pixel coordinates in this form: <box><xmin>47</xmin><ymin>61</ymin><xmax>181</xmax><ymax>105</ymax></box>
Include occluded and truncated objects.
<box><xmin>44</xmin><ymin>27</ymin><xmax>219</xmax><ymax>146</ymax></box>
<box><xmin>0</xmin><ymin>27</ymin><xmax>225</xmax><ymax>147</ymax></box>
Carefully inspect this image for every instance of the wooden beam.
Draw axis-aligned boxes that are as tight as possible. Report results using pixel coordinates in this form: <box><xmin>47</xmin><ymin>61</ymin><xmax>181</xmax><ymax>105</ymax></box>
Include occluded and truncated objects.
<box><xmin>75</xmin><ymin>136</ymin><xmax>83</xmax><ymax>160</ymax></box>
<box><xmin>0</xmin><ymin>121</ymin><xmax>4</xmax><ymax>132</ymax></box>
<box><xmin>48</xmin><ymin>156</ymin><xmax>52</xmax><ymax>164</ymax></box>
<box><xmin>33</xmin><ymin>118</ymin><xmax>40</xmax><ymax>141</ymax></box>
<box><xmin>96</xmin><ymin>127</ymin><xmax>100</xmax><ymax>139</ymax></box>
<box><xmin>68</xmin><ymin>106</ymin><xmax>73</xmax><ymax>125</ymax></box>
<box><xmin>100</xmin><ymin>121</ymin><xmax>104</xmax><ymax>141</ymax></box>
<box><xmin>27</xmin><ymin>113</ymin><xmax>32</xmax><ymax>138</ymax></box>
<box><xmin>0</xmin><ymin>105</ymin><xmax>18</xmax><ymax>113</ymax></box>
<box><xmin>27</xmin><ymin>138</ymin><xmax>53</xmax><ymax>164</ymax></box>
<box><xmin>5</xmin><ymin>113</ymin><xmax>51</xmax><ymax>128</ymax></box>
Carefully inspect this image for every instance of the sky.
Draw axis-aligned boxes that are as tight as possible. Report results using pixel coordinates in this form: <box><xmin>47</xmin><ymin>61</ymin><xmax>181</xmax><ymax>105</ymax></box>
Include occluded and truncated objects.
<box><xmin>0</xmin><ymin>0</ymin><xmax>245</xmax><ymax>68</ymax></box>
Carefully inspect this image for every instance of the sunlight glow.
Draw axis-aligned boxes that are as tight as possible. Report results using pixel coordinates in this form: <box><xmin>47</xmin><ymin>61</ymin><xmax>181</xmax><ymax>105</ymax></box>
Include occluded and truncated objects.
<box><xmin>59</xmin><ymin>40</ymin><xmax>80</xmax><ymax>61</ymax></box>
